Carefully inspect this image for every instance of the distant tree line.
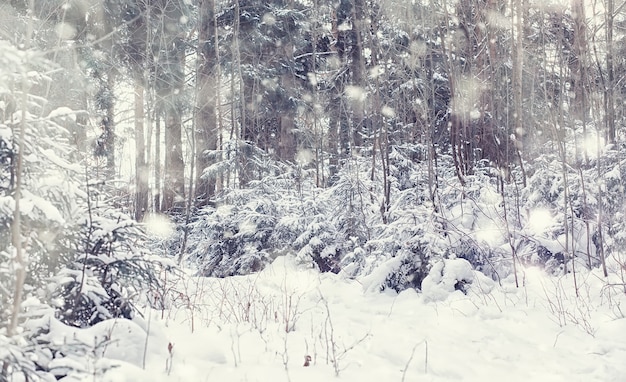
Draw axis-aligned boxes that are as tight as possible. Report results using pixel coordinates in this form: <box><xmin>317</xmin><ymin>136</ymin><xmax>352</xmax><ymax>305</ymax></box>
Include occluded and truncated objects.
<box><xmin>4</xmin><ymin>0</ymin><xmax>623</xmax><ymax>219</ymax></box>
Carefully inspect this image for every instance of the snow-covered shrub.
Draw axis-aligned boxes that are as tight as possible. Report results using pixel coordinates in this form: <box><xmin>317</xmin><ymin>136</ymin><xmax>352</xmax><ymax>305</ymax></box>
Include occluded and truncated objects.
<box><xmin>22</xmin><ymin>316</ymin><xmax>153</xmax><ymax>379</ymax></box>
<box><xmin>50</xmin><ymin>206</ymin><xmax>162</xmax><ymax>328</ymax></box>
<box><xmin>380</xmin><ymin>236</ymin><xmax>432</xmax><ymax>292</ymax></box>
<box><xmin>186</xmin><ymin>186</ymin><xmax>278</xmax><ymax>277</ymax></box>
<box><xmin>182</xmin><ymin>135</ymin><xmax>623</xmax><ymax>296</ymax></box>
<box><xmin>286</xmin><ymin>199</ymin><xmax>344</xmax><ymax>273</ymax></box>
<box><xmin>186</xmin><ymin>161</ymin><xmax>372</xmax><ymax>276</ymax></box>
<box><xmin>0</xmin><ymin>40</ymin><xmax>161</xmax><ymax>334</ymax></box>
<box><xmin>328</xmin><ymin>158</ymin><xmax>376</xmax><ymax>245</ymax></box>
<box><xmin>421</xmin><ymin>258</ymin><xmax>475</xmax><ymax>301</ymax></box>
<box><xmin>0</xmin><ymin>332</ymin><xmax>54</xmax><ymax>382</ymax></box>
<box><xmin>449</xmin><ymin>238</ymin><xmax>508</xmax><ymax>282</ymax></box>
<box><xmin>348</xmin><ymin>146</ymin><xmax>441</xmax><ymax>291</ymax></box>
<box><xmin>520</xmin><ymin>148</ymin><xmax>626</xmax><ymax>273</ymax></box>
<box><xmin>598</xmin><ymin>149</ymin><xmax>626</xmax><ymax>259</ymax></box>
<box><xmin>355</xmin><ymin>188</ymin><xmax>434</xmax><ymax>291</ymax></box>
<box><xmin>388</xmin><ymin>144</ymin><xmax>431</xmax><ymax>191</ymax></box>
<box><xmin>0</xmin><ymin>47</ymin><xmax>74</xmax><ymax>321</ymax></box>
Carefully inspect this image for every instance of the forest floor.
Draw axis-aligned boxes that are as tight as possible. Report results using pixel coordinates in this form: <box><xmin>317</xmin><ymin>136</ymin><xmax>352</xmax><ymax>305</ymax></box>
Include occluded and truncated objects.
<box><xmin>54</xmin><ymin>256</ymin><xmax>626</xmax><ymax>381</ymax></box>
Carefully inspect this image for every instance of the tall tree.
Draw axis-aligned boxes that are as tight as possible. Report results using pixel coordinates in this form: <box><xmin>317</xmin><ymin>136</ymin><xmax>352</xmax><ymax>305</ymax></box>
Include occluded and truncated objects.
<box><xmin>135</xmin><ymin>81</ymin><xmax>148</xmax><ymax>221</ymax></box>
<box><xmin>327</xmin><ymin>0</ymin><xmax>363</xmax><ymax>183</ymax></box>
<box><xmin>570</xmin><ymin>0</ymin><xmax>589</xmax><ymax>124</ymax></box>
<box><xmin>161</xmin><ymin>35</ymin><xmax>187</xmax><ymax>212</ymax></box>
<box><xmin>236</xmin><ymin>0</ymin><xmax>305</xmax><ymax>160</ymax></box>
<box><xmin>512</xmin><ymin>0</ymin><xmax>526</xmax><ymax>183</ymax></box>
<box><xmin>195</xmin><ymin>0</ymin><xmax>218</xmax><ymax>206</ymax></box>
<box><xmin>605</xmin><ymin>0</ymin><xmax>616</xmax><ymax>143</ymax></box>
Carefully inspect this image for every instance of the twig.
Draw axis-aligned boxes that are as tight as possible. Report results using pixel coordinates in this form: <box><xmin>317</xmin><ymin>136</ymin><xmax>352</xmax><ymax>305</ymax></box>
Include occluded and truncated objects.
<box><xmin>142</xmin><ymin>309</ymin><xmax>152</xmax><ymax>369</ymax></box>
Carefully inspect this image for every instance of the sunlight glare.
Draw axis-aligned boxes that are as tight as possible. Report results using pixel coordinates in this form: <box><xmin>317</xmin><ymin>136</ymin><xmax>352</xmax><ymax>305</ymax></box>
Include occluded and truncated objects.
<box><xmin>580</xmin><ymin>133</ymin><xmax>605</xmax><ymax>160</ymax></box>
<box><xmin>143</xmin><ymin>213</ymin><xmax>175</xmax><ymax>239</ymax></box>
<box><xmin>527</xmin><ymin>209</ymin><xmax>554</xmax><ymax>236</ymax></box>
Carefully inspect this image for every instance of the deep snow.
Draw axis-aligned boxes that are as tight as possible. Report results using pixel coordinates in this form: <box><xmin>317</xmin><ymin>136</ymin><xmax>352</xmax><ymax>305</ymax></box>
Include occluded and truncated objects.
<box><xmin>48</xmin><ymin>256</ymin><xmax>626</xmax><ymax>381</ymax></box>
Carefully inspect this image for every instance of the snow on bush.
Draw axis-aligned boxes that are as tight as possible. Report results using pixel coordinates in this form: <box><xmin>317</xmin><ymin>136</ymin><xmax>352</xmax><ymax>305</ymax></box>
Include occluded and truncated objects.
<box><xmin>421</xmin><ymin>258</ymin><xmax>495</xmax><ymax>302</ymax></box>
<box><xmin>181</xmin><ymin>139</ymin><xmax>626</xmax><ymax>299</ymax></box>
<box><xmin>20</xmin><ymin>316</ymin><xmax>162</xmax><ymax>380</ymax></box>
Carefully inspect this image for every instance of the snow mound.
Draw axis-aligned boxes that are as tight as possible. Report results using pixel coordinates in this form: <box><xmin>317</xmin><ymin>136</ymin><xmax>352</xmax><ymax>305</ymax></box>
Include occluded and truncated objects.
<box><xmin>48</xmin><ymin>107</ymin><xmax>77</xmax><ymax>121</ymax></box>
<box><xmin>46</xmin><ymin>318</ymin><xmax>148</xmax><ymax>368</ymax></box>
<box><xmin>95</xmin><ymin>319</ymin><xmax>148</xmax><ymax>366</ymax></box>
<box><xmin>421</xmin><ymin>258</ymin><xmax>494</xmax><ymax>302</ymax></box>
<box><xmin>75</xmin><ymin>255</ymin><xmax>626</xmax><ymax>382</ymax></box>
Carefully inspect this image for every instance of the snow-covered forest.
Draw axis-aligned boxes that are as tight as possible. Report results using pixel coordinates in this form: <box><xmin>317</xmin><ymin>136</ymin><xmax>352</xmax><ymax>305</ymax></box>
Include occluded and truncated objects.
<box><xmin>1</xmin><ymin>0</ymin><xmax>626</xmax><ymax>380</ymax></box>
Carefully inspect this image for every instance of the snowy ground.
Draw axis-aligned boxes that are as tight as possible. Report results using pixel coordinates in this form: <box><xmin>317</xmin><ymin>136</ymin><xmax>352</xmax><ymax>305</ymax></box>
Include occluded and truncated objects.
<box><xmin>51</xmin><ymin>256</ymin><xmax>626</xmax><ymax>381</ymax></box>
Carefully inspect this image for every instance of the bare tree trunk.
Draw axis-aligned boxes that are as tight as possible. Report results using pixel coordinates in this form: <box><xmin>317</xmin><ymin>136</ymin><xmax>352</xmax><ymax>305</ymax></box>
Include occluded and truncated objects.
<box><xmin>366</xmin><ymin>8</ymin><xmax>390</xmax><ymax>223</ymax></box>
<box><xmin>7</xmin><ymin>0</ymin><xmax>34</xmax><ymax>338</ymax></box>
<box><xmin>331</xmin><ymin>0</ymin><xmax>360</xmax><ymax>163</ymax></box>
<box><xmin>279</xmin><ymin>55</ymin><xmax>297</xmax><ymax>162</ymax></box>
<box><xmin>328</xmin><ymin>113</ymin><xmax>340</xmax><ymax>184</ymax></box>
<box><xmin>279</xmin><ymin>114</ymin><xmax>297</xmax><ymax>161</ymax></box>
<box><xmin>154</xmin><ymin>106</ymin><xmax>162</xmax><ymax>212</ymax></box>
<box><xmin>439</xmin><ymin>0</ymin><xmax>465</xmax><ymax>185</ymax></box>
<box><xmin>558</xmin><ymin>30</ymin><xmax>572</xmax><ymax>274</ymax></box>
<box><xmin>424</xmin><ymin>3</ymin><xmax>439</xmax><ymax>204</ymax></box>
<box><xmin>8</xmin><ymin>75</ymin><xmax>27</xmax><ymax>339</ymax></box>
<box><xmin>134</xmin><ymin>81</ymin><xmax>148</xmax><ymax>221</ymax></box>
<box><xmin>105</xmin><ymin>72</ymin><xmax>116</xmax><ymax>177</ymax></box>
<box><xmin>512</xmin><ymin>0</ymin><xmax>527</xmax><ymax>186</ymax></box>
<box><xmin>163</xmin><ymin>104</ymin><xmax>185</xmax><ymax>212</ymax></box>
<box><xmin>232</xmin><ymin>0</ymin><xmax>251</xmax><ymax>188</ymax></box>
<box><xmin>596</xmin><ymin>137</ymin><xmax>608</xmax><ymax>277</ymax></box>
<box><xmin>213</xmin><ymin>4</ymin><xmax>224</xmax><ymax>194</ymax></box>
<box><xmin>605</xmin><ymin>0</ymin><xmax>616</xmax><ymax>144</ymax></box>
<box><xmin>162</xmin><ymin>37</ymin><xmax>186</xmax><ymax>213</ymax></box>
<box><xmin>571</xmin><ymin>0</ymin><xmax>588</xmax><ymax>125</ymax></box>
<box><xmin>195</xmin><ymin>0</ymin><xmax>218</xmax><ymax>207</ymax></box>
<box><xmin>310</xmin><ymin>0</ymin><xmax>323</xmax><ymax>187</ymax></box>
<box><xmin>145</xmin><ymin>97</ymin><xmax>153</xmax><ymax>211</ymax></box>
<box><xmin>350</xmin><ymin>0</ymin><xmax>365</xmax><ymax>149</ymax></box>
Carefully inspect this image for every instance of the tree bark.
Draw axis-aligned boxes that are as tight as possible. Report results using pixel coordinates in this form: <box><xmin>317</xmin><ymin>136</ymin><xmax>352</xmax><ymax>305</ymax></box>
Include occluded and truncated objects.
<box><xmin>512</xmin><ymin>0</ymin><xmax>527</xmax><ymax>186</ymax></box>
<box><xmin>195</xmin><ymin>0</ymin><xmax>218</xmax><ymax>207</ymax></box>
<box><xmin>350</xmin><ymin>0</ymin><xmax>365</xmax><ymax>149</ymax></box>
<box><xmin>154</xmin><ymin>105</ymin><xmax>162</xmax><ymax>212</ymax></box>
<box><xmin>7</xmin><ymin>0</ymin><xmax>34</xmax><ymax>338</ymax></box>
<box><xmin>105</xmin><ymin>72</ymin><xmax>116</xmax><ymax>176</ymax></box>
<box><xmin>163</xmin><ymin>103</ymin><xmax>185</xmax><ymax>212</ymax></box>
<box><xmin>570</xmin><ymin>0</ymin><xmax>588</xmax><ymax>124</ymax></box>
<box><xmin>134</xmin><ymin>81</ymin><xmax>148</xmax><ymax>221</ymax></box>
<box><xmin>162</xmin><ymin>38</ymin><xmax>186</xmax><ymax>212</ymax></box>
<box><xmin>278</xmin><ymin>43</ymin><xmax>297</xmax><ymax>162</ymax></box>
<box><xmin>605</xmin><ymin>0</ymin><xmax>616</xmax><ymax>143</ymax></box>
